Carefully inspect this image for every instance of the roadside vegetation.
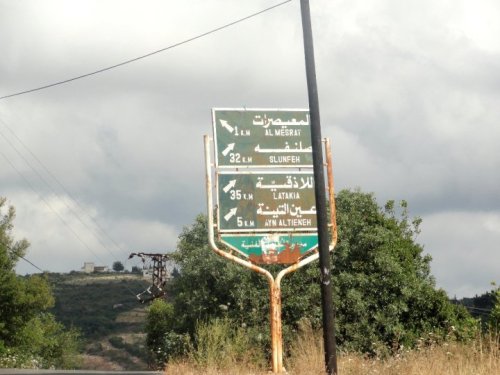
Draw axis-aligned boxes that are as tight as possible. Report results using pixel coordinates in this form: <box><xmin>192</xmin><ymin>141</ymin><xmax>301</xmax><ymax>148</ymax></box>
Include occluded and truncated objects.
<box><xmin>162</xmin><ymin>319</ymin><xmax>499</xmax><ymax>374</ymax></box>
<box><xmin>1</xmin><ymin>196</ymin><xmax>152</xmax><ymax>370</ymax></box>
<box><xmin>0</xmin><ymin>197</ymin><xmax>80</xmax><ymax>369</ymax></box>
<box><xmin>144</xmin><ymin>189</ymin><xmax>499</xmax><ymax>373</ymax></box>
<box><xmin>3</xmin><ymin>188</ymin><xmax>499</xmax><ymax>373</ymax></box>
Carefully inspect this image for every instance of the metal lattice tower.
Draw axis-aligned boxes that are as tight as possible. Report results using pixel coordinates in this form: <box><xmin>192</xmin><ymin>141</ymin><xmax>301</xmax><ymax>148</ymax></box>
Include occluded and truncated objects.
<box><xmin>128</xmin><ymin>252</ymin><xmax>171</xmax><ymax>303</ymax></box>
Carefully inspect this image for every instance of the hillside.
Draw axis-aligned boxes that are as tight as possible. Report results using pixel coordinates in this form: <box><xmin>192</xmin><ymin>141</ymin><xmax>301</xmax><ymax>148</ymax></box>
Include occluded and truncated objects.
<box><xmin>452</xmin><ymin>291</ymin><xmax>495</xmax><ymax>325</ymax></box>
<box><xmin>47</xmin><ymin>272</ymin><xmax>152</xmax><ymax>370</ymax></box>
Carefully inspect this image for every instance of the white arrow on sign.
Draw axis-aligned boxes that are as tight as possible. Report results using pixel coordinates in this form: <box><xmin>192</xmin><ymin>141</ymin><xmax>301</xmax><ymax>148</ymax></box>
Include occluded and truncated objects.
<box><xmin>223</xmin><ymin>179</ymin><xmax>237</xmax><ymax>193</ymax></box>
<box><xmin>220</xmin><ymin>119</ymin><xmax>234</xmax><ymax>133</ymax></box>
<box><xmin>224</xmin><ymin>207</ymin><xmax>237</xmax><ymax>221</ymax></box>
<box><xmin>222</xmin><ymin>143</ymin><xmax>235</xmax><ymax>156</ymax></box>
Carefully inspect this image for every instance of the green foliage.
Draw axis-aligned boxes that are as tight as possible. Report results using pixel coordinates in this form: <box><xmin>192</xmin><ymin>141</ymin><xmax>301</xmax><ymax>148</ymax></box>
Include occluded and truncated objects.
<box><xmin>145</xmin><ymin>299</ymin><xmax>174</xmax><ymax>355</ymax></box>
<box><xmin>145</xmin><ymin>299</ymin><xmax>190</xmax><ymax>368</ymax></box>
<box><xmin>189</xmin><ymin>317</ymin><xmax>266</xmax><ymax>370</ymax></box>
<box><xmin>14</xmin><ymin>314</ymin><xmax>81</xmax><ymax>369</ymax></box>
<box><xmin>490</xmin><ymin>285</ymin><xmax>500</xmax><ymax>329</ymax></box>
<box><xmin>0</xmin><ymin>198</ymin><xmax>80</xmax><ymax>369</ymax></box>
<box><xmin>149</xmin><ymin>190</ymin><xmax>477</xmax><ymax>362</ymax></box>
<box><xmin>165</xmin><ymin>214</ymin><xmax>275</xmax><ymax>356</ymax></box>
<box><xmin>331</xmin><ymin>190</ymin><xmax>477</xmax><ymax>353</ymax></box>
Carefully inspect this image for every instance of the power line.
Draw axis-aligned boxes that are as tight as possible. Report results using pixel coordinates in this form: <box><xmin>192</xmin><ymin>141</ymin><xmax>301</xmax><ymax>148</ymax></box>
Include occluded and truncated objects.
<box><xmin>17</xmin><ymin>254</ymin><xmax>44</xmax><ymax>272</ymax></box>
<box><xmin>0</xmin><ymin>124</ymin><xmax>144</xmax><ymax>298</ymax></box>
<box><xmin>0</xmin><ymin>115</ymin><xmax>126</xmax><ymax>255</ymax></box>
<box><xmin>12</xmin><ymin>251</ymin><xmax>44</xmax><ymax>273</ymax></box>
<box><xmin>0</xmin><ymin>240</ymin><xmax>44</xmax><ymax>272</ymax></box>
<box><xmin>0</xmin><ymin>0</ymin><xmax>292</xmax><ymax>101</ymax></box>
<box><xmin>0</xmin><ymin>147</ymin><xmax>109</xmax><ymax>267</ymax></box>
<box><xmin>0</xmin><ymin>115</ymin><xmax>154</xmax><ymax>291</ymax></box>
<box><xmin>0</xmin><ymin>113</ymin><xmax>153</xmax><ymax>276</ymax></box>
<box><xmin>0</xmin><ymin>119</ymin><xmax>123</xmax><ymax>261</ymax></box>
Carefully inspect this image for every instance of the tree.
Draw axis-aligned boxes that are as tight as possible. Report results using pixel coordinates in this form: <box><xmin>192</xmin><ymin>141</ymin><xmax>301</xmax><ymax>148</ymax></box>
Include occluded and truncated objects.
<box><xmin>112</xmin><ymin>261</ymin><xmax>124</xmax><ymax>272</ymax></box>
<box><xmin>0</xmin><ymin>197</ymin><xmax>80</xmax><ymax>368</ymax></box>
<box><xmin>330</xmin><ymin>191</ymin><xmax>475</xmax><ymax>353</ymax></box>
<box><xmin>150</xmin><ymin>190</ymin><xmax>476</xmax><ymax>359</ymax></box>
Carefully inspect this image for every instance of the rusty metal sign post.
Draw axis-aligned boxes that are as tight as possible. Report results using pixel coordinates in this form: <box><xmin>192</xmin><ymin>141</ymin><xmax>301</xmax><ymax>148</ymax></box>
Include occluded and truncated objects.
<box><xmin>204</xmin><ymin>110</ymin><xmax>337</xmax><ymax>373</ymax></box>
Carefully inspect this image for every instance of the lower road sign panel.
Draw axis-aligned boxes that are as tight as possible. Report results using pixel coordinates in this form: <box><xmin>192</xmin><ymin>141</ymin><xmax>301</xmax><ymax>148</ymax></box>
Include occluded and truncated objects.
<box><xmin>220</xmin><ymin>233</ymin><xmax>318</xmax><ymax>264</ymax></box>
<box><xmin>217</xmin><ymin>171</ymin><xmax>317</xmax><ymax>232</ymax></box>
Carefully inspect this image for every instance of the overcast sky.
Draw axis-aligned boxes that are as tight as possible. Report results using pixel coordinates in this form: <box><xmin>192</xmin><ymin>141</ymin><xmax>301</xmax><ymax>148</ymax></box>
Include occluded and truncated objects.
<box><xmin>1</xmin><ymin>0</ymin><xmax>499</xmax><ymax>298</ymax></box>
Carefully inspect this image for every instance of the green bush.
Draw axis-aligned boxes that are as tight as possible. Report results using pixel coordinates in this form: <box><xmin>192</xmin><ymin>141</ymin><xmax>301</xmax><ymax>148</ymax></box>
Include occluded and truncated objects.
<box><xmin>145</xmin><ymin>299</ymin><xmax>190</xmax><ymax>367</ymax></box>
<box><xmin>13</xmin><ymin>313</ymin><xmax>81</xmax><ymax>369</ymax></box>
<box><xmin>148</xmin><ymin>190</ymin><xmax>478</xmax><ymax>361</ymax></box>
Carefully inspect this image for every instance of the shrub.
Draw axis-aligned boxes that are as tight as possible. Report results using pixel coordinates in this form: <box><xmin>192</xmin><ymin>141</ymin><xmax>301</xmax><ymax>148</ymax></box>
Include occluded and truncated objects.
<box><xmin>190</xmin><ymin>317</ymin><xmax>266</xmax><ymax>370</ymax></box>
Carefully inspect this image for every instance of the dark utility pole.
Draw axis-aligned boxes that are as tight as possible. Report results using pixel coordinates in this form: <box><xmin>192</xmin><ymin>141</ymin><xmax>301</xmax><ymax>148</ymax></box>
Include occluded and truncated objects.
<box><xmin>300</xmin><ymin>1</ymin><xmax>338</xmax><ymax>374</ymax></box>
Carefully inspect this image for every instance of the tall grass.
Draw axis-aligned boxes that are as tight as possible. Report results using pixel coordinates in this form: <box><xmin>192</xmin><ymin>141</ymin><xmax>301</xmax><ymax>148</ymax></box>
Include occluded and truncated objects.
<box><xmin>164</xmin><ymin>321</ymin><xmax>499</xmax><ymax>374</ymax></box>
<box><xmin>288</xmin><ymin>323</ymin><xmax>499</xmax><ymax>375</ymax></box>
<box><xmin>163</xmin><ymin>318</ymin><xmax>266</xmax><ymax>374</ymax></box>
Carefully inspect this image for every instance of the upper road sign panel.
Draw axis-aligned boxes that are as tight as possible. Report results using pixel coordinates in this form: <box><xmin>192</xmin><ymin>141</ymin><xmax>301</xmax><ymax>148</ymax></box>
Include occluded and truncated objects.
<box><xmin>212</xmin><ymin>108</ymin><xmax>313</xmax><ymax>168</ymax></box>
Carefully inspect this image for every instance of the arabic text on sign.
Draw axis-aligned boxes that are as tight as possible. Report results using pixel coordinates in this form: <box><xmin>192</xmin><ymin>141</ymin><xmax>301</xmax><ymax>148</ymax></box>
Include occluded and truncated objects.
<box><xmin>213</xmin><ymin>109</ymin><xmax>313</xmax><ymax>167</ymax></box>
<box><xmin>218</xmin><ymin>172</ymin><xmax>316</xmax><ymax>232</ymax></box>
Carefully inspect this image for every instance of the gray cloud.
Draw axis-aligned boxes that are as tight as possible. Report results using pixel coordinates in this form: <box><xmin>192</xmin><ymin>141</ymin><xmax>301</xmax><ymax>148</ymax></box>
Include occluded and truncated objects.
<box><xmin>2</xmin><ymin>0</ymin><xmax>499</xmax><ymax>297</ymax></box>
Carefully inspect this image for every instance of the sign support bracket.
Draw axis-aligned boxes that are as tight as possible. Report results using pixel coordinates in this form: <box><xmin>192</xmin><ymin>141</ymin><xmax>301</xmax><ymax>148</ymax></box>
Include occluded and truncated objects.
<box><xmin>204</xmin><ymin>135</ymin><xmax>337</xmax><ymax>373</ymax></box>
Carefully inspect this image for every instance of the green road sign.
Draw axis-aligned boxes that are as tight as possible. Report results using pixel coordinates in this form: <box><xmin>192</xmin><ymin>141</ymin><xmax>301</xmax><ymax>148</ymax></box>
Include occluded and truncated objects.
<box><xmin>213</xmin><ymin>108</ymin><xmax>313</xmax><ymax>168</ymax></box>
<box><xmin>220</xmin><ymin>233</ymin><xmax>318</xmax><ymax>264</ymax></box>
<box><xmin>217</xmin><ymin>171</ymin><xmax>317</xmax><ymax>232</ymax></box>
